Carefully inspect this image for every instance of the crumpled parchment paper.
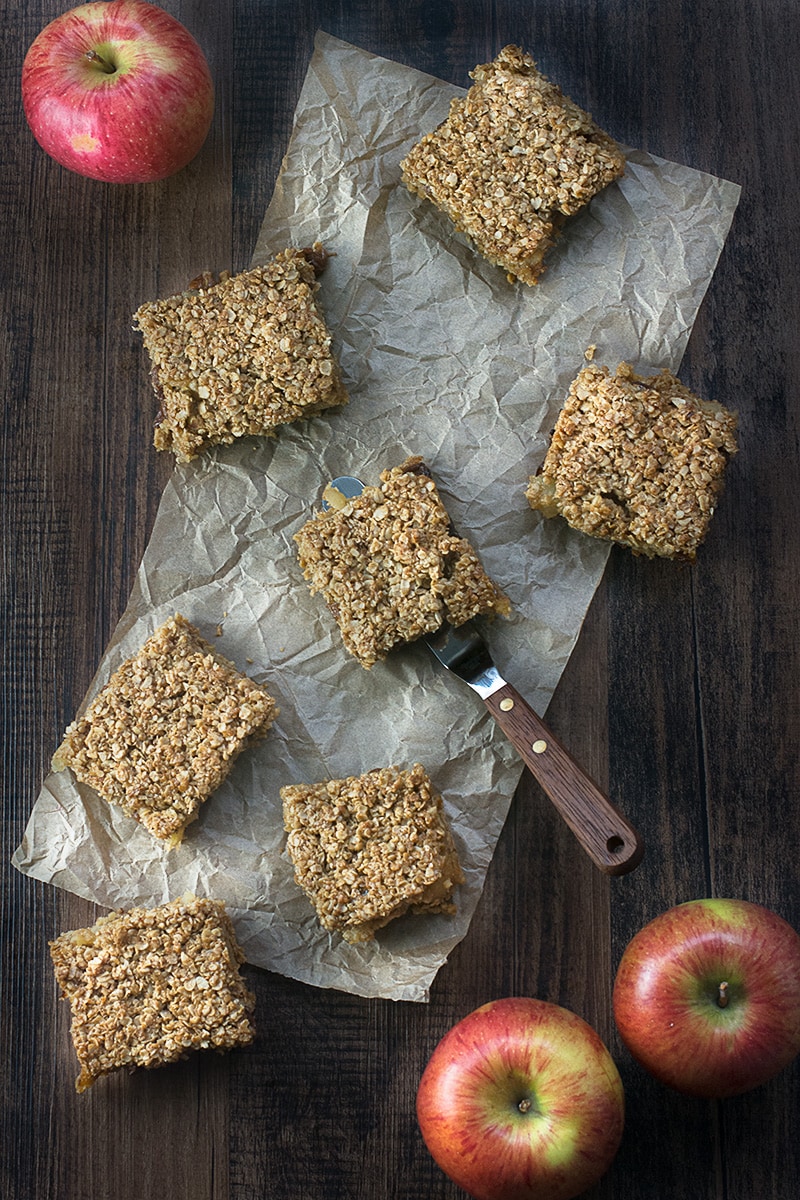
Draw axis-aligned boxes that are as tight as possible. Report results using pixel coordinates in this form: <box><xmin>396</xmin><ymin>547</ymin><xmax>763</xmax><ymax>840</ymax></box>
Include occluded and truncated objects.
<box><xmin>13</xmin><ymin>32</ymin><xmax>741</xmax><ymax>1002</ymax></box>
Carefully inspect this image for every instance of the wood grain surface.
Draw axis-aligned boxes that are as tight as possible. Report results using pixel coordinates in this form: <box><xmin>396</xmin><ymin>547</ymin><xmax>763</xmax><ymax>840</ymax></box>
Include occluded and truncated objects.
<box><xmin>2</xmin><ymin>2</ymin><xmax>799</xmax><ymax>1198</ymax></box>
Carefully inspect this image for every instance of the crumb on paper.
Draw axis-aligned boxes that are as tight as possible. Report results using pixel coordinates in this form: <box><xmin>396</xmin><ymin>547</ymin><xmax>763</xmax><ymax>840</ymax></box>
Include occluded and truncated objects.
<box><xmin>526</xmin><ymin>361</ymin><xmax>738</xmax><ymax>560</ymax></box>
<box><xmin>52</xmin><ymin>614</ymin><xmax>278</xmax><ymax>843</ymax></box>
<box><xmin>400</xmin><ymin>45</ymin><xmax>625</xmax><ymax>285</ymax></box>
<box><xmin>50</xmin><ymin>895</ymin><xmax>255</xmax><ymax>1092</ymax></box>
<box><xmin>281</xmin><ymin>763</ymin><xmax>465</xmax><ymax>943</ymax></box>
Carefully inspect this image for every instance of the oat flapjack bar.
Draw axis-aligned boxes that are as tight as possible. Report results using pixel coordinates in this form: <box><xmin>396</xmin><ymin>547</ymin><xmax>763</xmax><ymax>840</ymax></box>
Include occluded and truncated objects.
<box><xmin>281</xmin><ymin>763</ymin><xmax>465</xmax><ymax>943</ymax></box>
<box><xmin>526</xmin><ymin>362</ymin><xmax>738</xmax><ymax>560</ymax></box>
<box><xmin>133</xmin><ymin>244</ymin><xmax>348</xmax><ymax>460</ymax></box>
<box><xmin>401</xmin><ymin>45</ymin><xmax>625</xmax><ymax>285</ymax></box>
<box><xmin>293</xmin><ymin>455</ymin><xmax>510</xmax><ymax>668</ymax></box>
<box><xmin>54</xmin><ymin>614</ymin><xmax>278</xmax><ymax>843</ymax></box>
<box><xmin>50</xmin><ymin>896</ymin><xmax>255</xmax><ymax>1092</ymax></box>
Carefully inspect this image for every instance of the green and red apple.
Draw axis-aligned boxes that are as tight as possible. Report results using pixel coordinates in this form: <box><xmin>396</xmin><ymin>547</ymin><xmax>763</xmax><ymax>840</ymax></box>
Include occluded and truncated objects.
<box><xmin>21</xmin><ymin>1</ymin><xmax>214</xmax><ymax>183</ymax></box>
<box><xmin>613</xmin><ymin>898</ymin><xmax>800</xmax><ymax>1098</ymax></box>
<box><xmin>416</xmin><ymin>997</ymin><xmax>624</xmax><ymax>1200</ymax></box>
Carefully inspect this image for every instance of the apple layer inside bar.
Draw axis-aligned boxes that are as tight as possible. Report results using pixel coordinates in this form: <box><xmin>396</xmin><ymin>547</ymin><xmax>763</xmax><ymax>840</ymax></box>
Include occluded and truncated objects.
<box><xmin>281</xmin><ymin>764</ymin><xmax>465</xmax><ymax>943</ymax></box>
<box><xmin>50</xmin><ymin>896</ymin><xmax>255</xmax><ymax>1092</ymax></box>
<box><xmin>53</xmin><ymin>614</ymin><xmax>278</xmax><ymax>843</ymax></box>
<box><xmin>293</xmin><ymin>454</ymin><xmax>510</xmax><ymax>669</ymax></box>
<box><xmin>526</xmin><ymin>362</ymin><xmax>739</xmax><ymax>561</ymax></box>
<box><xmin>133</xmin><ymin>244</ymin><xmax>348</xmax><ymax>460</ymax></box>
<box><xmin>400</xmin><ymin>45</ymin><xmax>625</xmax><ymax>285</ymax></box>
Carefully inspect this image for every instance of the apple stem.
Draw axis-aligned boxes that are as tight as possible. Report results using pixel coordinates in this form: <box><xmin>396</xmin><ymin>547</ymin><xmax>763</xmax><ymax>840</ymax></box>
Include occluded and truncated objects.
<box><xmin>518</xmin><ymin>1098</ymin><xmax>532</xmax><ymax>1114</ymax></box>
<box><xmin>717</xmin><ymin>981</ymin><xmax>729</xmax><ymax>1008</ymax></box>
<box><xmin>85</xmin><ymin>49</ymin><xmax>117</xmax><ymax>74</ymax></box>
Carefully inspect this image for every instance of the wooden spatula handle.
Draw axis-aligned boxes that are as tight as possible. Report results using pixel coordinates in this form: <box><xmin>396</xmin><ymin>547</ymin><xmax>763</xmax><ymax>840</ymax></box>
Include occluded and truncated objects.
<box><xmin>484</xmin><ymin>682</ymin><xmax>644</xmax><ymax>875</ymax></box>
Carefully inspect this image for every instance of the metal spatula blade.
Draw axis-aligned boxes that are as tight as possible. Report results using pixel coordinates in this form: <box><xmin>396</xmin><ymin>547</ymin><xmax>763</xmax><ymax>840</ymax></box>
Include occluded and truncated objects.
<box><xmin>319</xmin><ymin>475</ymin><xmax>644</xmax><ymax>875</ymax></box>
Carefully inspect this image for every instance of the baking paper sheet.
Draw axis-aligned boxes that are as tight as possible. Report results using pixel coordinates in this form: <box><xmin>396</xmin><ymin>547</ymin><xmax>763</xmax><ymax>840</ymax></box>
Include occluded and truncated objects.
<box><xmin>14</xmin><ymin>33</ymin><xmax>741</xmax><ymax>1001</ymax></box>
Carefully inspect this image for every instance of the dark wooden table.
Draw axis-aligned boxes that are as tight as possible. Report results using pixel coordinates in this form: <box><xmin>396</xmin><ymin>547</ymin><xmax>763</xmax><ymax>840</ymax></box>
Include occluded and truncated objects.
<box><xmin>3</xmin><ymin>3</ymin><xmax>799</xmax><ymax>1198</ymax></box>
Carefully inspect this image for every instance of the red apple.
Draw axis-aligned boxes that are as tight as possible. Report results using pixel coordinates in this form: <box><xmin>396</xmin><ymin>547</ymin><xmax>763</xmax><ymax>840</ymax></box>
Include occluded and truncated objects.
<box><xmin>21</xmin><ymin>1</ymin><xmax>214</xmax><ymax>183</ymax></box>
<box><xmin>416</xmin><ymin>997</ymin><xmax>624</xmax><ymax>1200</ymax></box>
<box><xmin>613</xmin><ymin>898</ymin><xmax>800</xmax><ymax>1098</ymax></box>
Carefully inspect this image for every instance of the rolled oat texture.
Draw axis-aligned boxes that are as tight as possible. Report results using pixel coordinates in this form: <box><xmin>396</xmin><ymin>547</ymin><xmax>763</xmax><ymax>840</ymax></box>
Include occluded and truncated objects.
<box><xmin>281</xmin><ymin>763</ymin><xmax>465</xmax><ymax>943</ymax></box>
<box><xmin>526</xmin><ymin>361</ymin><xmax>738</xmax><ymax>560</ymax></box>
<box><xmin>53</xmin><ymin>614</ymin><xmax>278</xmax><ymax>843</ymax></box>
<box><xmin>294</xmin><ymin>454</ymin><xmax>510</xmax><ymax>668</ymax></box>
<box><xmin>49</xmin><ymin>896</ymin><xmax>255</xmax><ymax>1092</ymax></box>
<box><xmin>133</xmin><ymin>245</ymin><xmax>348</xmax><ymax>460</ymax></box>
<box><xmin>401</xmin><ymin>45</ymin><xmax>626</xmax><ymax>284</ymax></box>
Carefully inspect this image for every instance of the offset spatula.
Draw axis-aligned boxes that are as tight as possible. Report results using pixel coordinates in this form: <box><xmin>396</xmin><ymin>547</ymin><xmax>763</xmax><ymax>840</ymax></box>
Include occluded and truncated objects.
<box><xmin>424</xmin><ymin>619</ymin><xmax>643</xmax><ymax>875</ymax></box>
<box><xmin>322</xmin><ymin>477</ymin><xmax>644</xmax><ymax>876</ymax></box>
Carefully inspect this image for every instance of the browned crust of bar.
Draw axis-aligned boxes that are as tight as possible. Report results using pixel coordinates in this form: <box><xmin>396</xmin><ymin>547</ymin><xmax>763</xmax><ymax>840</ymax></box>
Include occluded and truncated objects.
<box><xmin>526</xmin><ymin>362</ymin><xmax>738</xmax><ymax>559</ymax></box>
<box><xmin>281</xmin><ymin>763</ymin><xmax>465</xmax><ymax>943</ymax></box>
<box><xmin>401</xmin><ymin>45</ymin><xmax>625</xmax><ymax>284</ymax></box>
<box><xmin>50</xmin><ymin>896</ymin><xmax>255</xmax><ymax>1092</ymax></box>
<box><xmin>133</xmin><ymin>245</ymin><xmax>347</xmax><ymax>460</ymax></box>
<box><xmin>53</xmin><ymin>614</ymin><xmax>278</xmax><ymax>842</ymax></box>
<box><xmin>293</xmin><ymin>455</ymin><xmax>510</xmax><ymax>668</ymax></box>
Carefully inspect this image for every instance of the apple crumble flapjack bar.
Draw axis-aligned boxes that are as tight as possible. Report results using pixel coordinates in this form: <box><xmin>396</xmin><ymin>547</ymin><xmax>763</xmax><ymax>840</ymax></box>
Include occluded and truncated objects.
<box><xmin>133</xmin><ymin>244</ymin><xmax>348</xmax><ymax>460</ymax></box>
<box><xmin>281</xmin><ymin>764</ymin><xmax>465</xmax><ymax>943</ymax></box>
<box><xmin>526</xmin><ymin>362</ymin><xmax>738</xmax><ymax>560</ymax></box>
<box><xmin>401</xmin><ymin>45</ymin><xmax>625</xmax><ymax>285</ymax></box>
<box><xmin>50</xmin><ymin>896</ymin><xmax>255</xmax><ymax>1092</ymax></box>
<box><xmin>53</xmin><ymin>614</ymin><xmax>278</xmax><ymax>843</ymax></box>
<box><xmin>293</xmin><ymin>455</ymin><xmax>510</xmax><ymax>669</ymax></box>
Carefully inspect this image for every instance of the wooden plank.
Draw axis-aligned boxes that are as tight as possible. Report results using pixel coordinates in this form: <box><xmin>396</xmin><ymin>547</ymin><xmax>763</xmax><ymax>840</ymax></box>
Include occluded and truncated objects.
<box><xmin>2</xmin><ymin>2</ymin><xmax>799</xmax><ymax>1198</ymax></box>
